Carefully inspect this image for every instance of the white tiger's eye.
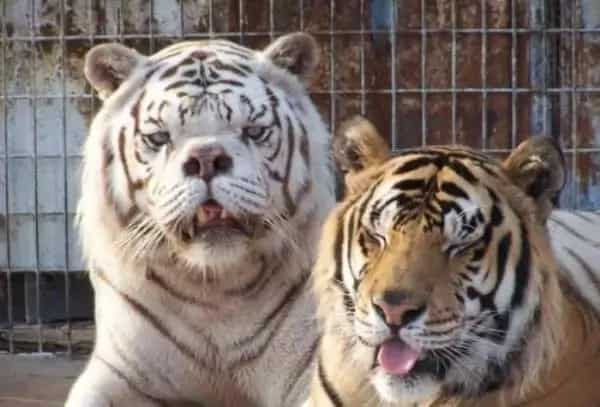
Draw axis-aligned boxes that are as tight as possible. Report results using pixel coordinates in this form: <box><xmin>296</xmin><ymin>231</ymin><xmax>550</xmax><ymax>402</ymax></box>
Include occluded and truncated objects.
<box><xmin>242</xmin><ymin>126</ymin><xmax>268</xmax><ymax>142</ymax></box>
<box><xmin>146</xmin><ymin>131</ymin><xmax>171</xmax><ymax>147</ymax></box>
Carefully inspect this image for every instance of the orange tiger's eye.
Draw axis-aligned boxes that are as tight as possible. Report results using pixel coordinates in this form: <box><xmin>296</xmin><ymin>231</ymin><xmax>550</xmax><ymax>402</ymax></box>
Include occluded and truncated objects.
<box><xmin>359</xmin><ymin>228</ymin><xmax>382</xmax><ymax>256</ymax></box>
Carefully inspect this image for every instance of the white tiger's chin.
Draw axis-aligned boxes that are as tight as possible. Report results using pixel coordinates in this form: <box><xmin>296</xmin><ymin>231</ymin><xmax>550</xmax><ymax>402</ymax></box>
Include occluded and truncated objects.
<box><xmin>372</xmin><ymin>370</ymin><xmax>441</xmax><ymax>404</ymax></box>
<box><xmin>177</xmin><ymin>234</ymin><xmax>252</xmax><ymax>270</ymax></box>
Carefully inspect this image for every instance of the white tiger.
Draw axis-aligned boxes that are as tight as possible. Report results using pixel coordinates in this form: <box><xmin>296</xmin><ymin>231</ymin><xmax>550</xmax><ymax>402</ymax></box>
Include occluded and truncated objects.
<box><xmin>66</xmin><ymin>33</ymin><xmax>334</xmax><ymax>406</ymax></box>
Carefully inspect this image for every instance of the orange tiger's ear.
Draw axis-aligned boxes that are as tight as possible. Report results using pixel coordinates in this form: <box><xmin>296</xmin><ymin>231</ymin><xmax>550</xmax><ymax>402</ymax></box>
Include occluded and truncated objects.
<box><xmin>262</xmin><ymin>32</ymin><xmax>320</xmax><ymax>84</ymax></box>
<box><xmin>503</xmin><ymin>136</ymin><xmax>565</xmax><ymax>222</ymax></box>
<box><xmin>334</xmin><ymin>116</ymin><xmax>390</xmax><ymax>195</ymax></box>
<box><xmin>84</xmin><ymin>43</ymin><xmax>146</xmax><ymax>100</ymax></box>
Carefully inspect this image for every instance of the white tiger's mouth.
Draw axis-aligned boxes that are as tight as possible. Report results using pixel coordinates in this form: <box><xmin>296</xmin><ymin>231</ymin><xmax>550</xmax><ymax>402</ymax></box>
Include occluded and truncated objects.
<box><xmin>180</xmin><ymin>199</ymin><xmax>253</xmax><ymax>242</ymax></box>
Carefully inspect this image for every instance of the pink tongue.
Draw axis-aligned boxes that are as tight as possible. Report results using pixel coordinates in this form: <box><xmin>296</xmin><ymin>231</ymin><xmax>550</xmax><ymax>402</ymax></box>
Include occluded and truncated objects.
<box><xmin>377</xmin><ymin>340</ymin><xmax>421</xmax><ymax>376</ymax></box>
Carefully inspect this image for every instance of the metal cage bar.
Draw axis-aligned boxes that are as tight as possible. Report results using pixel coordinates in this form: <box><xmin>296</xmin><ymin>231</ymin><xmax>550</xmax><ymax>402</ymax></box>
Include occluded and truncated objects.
<box><xmin>1</xmin><ymin>0</ymin><xmax>600</xmax><ymax>355</ymax></box>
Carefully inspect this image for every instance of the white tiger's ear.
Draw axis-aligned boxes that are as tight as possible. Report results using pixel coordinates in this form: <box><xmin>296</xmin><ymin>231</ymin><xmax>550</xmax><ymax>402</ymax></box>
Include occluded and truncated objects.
<box><xmin>262</xmin><ymin>32</ymin><xmax>320</xmax><ymax>84</ymax></box>
<box><xmin>84</xmin><ymin>43</ymin><xmax>146</xmax><ymax>100</ymax></box>
<box><xmin>503</xmin><ymin>136</ymin><xmax>566</xmax><ymax>222</ymax></box>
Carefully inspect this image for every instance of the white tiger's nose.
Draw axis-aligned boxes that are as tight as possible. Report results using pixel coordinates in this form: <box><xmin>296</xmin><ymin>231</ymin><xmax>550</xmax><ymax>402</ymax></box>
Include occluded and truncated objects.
<box><xmin>182</xmin><ymin>144</ymin><xmax>233</xmax><ymax>181</ymax></box>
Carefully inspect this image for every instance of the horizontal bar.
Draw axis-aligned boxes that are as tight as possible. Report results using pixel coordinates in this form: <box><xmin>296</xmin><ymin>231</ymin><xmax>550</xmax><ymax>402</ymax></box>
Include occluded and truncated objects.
<box><xmin>4</xmin><ymin>87</ymin><xmax>600</xmax><ymax>100</ymax></box>
<box><xmin>0</xmin><ymin>268</ymin><xmax>87</xmax><ymax>273</ymax></box>
<box><xmin>3</xmin><ymin>27</ymin><xmax>600</xmax><ymax>42</ymax></box>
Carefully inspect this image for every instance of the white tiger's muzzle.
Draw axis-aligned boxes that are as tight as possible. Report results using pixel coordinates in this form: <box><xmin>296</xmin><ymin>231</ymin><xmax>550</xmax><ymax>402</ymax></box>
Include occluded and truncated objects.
<box><xmin>143</xmin><ymin>137</ymin><xmax>273</xmax><ymax>268</ymax></box>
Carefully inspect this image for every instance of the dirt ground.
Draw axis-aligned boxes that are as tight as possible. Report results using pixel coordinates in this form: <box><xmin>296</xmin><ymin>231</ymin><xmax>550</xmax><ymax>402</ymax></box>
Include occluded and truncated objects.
<box><xmin>0</xmin><ymin>354</ymin><xmax>86</xmax><ymax>406</ymax></box>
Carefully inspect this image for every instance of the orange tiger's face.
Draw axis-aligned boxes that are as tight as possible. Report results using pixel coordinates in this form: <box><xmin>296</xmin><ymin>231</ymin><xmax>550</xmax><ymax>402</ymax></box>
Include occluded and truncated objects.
<box><xmin>83</xmin><ymin>34</ymin><xmax>332</xmax><ymax>271</ymax></box>
<box><xmin>316</xmin><ymin>126</ymin><xmax>565</xmax><ymax>404</ymax></box>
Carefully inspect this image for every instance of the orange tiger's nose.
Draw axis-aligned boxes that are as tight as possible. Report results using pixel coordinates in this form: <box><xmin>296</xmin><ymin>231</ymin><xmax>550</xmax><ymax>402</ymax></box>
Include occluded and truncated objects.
<box><xmin>372</xmin><ymin>290</ymin><xmax>426</xmax><ymax>327</ymax></box>
<box><xmin>183</xmin><ymin>145</ymin><xmax>232</xmax><ymax>181</ymax></box>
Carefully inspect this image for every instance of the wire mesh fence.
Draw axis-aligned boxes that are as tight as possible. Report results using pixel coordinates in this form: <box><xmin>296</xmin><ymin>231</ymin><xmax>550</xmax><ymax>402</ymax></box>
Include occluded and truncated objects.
<box><xmin>1</xmin><ymin>0</ymin><xmax>599</xmax><ymax>355</ymax></box>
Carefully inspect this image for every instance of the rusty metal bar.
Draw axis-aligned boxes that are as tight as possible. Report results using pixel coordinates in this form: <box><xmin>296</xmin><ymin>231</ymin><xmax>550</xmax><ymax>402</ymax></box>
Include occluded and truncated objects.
<box><xmin>329</xmin><ymin>0</ymin><xmax>336</xmax><ymax>136</ymax></box>
<box><xmin>360</xmin><ymin>0</ymin><xmax>366</xmax><ymax>115</ymax></box>
<box><xmin>420</xmin><ymin>0</ymin><xmax>427</xmax><ymax>146</ymax></box>
<box><xmin>61</xmin><ymin>0</ymin><xmax>72</xmax><ymax>356</ymax></box>
<box><xmin>481</xmin><ymin>0</ymin><xmax>488</xmax><ymax>149</ymax></box>
<box><xmin>451</xmin><ymin>0</ymin><xmax>457</xmax><ymax>144</ymax></box>
<box><xmin>1</xmin><ymin>0</ymin><xmax>14</xmax><ymax>354</ymax></box>
<box><xmin>512</xmin><ymin>0</ymin><xmax>518</xmax><ymax>147</ymax></box>
<box><xmin>29</xmin><ymin>0</ymin><xmax>43</xmax><ymax>353</ymax></box>
<box><xmin>529</xmin><ymin>0</ymin><xmax>552</xmax><ymax>138</ymax></box>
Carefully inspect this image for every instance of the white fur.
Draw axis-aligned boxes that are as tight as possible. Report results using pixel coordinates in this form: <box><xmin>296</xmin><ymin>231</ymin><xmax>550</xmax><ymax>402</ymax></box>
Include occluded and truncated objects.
<box><xmin>67</xmin><ymin>36</ymin><xmax>335</xmax><ymax>407</ymax></box>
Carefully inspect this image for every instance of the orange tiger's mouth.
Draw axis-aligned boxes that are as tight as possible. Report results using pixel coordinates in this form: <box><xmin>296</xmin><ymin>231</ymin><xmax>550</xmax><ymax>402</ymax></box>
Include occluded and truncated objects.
<box><xmin>180</xmin><ymin>200</ymin><xmax>251</xmax><ymax>242</ymax></box>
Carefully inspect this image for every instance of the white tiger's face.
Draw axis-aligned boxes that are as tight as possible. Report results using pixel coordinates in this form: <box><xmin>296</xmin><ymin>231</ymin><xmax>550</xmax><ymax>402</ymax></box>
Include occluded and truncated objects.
<box><xmin>81</xmin><ymin>35</ymin><xmax>333</xmax><ymax>271</ymax></box>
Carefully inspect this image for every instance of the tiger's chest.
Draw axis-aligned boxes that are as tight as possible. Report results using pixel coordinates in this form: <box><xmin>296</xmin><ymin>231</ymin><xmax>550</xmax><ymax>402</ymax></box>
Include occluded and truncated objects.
<box><xmin>91</xmin><ymin>263</ymin><xmax>317</xmax><ymax>406</ymax></box>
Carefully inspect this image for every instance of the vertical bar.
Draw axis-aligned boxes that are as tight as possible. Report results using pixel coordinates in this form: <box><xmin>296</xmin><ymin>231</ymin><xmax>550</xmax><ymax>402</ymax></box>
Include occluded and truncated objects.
<box><xmin>299</xmin><ymin>0</ymin><xmax>304</xmax><ymax>31</ymax></box>
<box><xmin>208</xmin><ymin>0</ymin><xmax>214</xmax><ymax>38</ymax></box>
<box><xmin>390</xmin><ymin>0</ymin><xmax>397</xmax><ymax>148</ymax></box>
<box><xmin>359</xmin><ymin>0</ymin><xmax>366</xmax><ymax>115</ymax></box>
<box><xmin>269</xmin><ymin>0</ymin><xmax>274</xmax><ymax>41</ymax></box>
<box><xmin>420</xmin><ymin>0</ymin><xmax>427</xmax><ymax>146</ymax></box>
<box><xmin>118</xmin><ymin>0</ymin><xmax>125</xmax><ymax>42</ymax></box>
<box><xmin>1</xmin><ymin>0</ymin><xmax>14</xmax><ymax>354</ymax></box>
<box><xmin>329</xmin><ymin>0</ymin><xmax>336</xmax><ymax>135</ymax></box>
<box><xmin>572</xmin><ymin>0</ymin><xmax>578</xmax><ymax>208</ymax></box>
<box><xmin>529</xmin><ymin>0</ymin><xmax>551</xmax><ymax>139</ymax></box>
<box><xmin>60</xmin><ymin>0</ymin><xmax>72</xmax><ymax>356</ymax></box>
<box><xmin>450</xmin><ymin>0</ymin><xmax>457</xmax><ymax>144</ymax></box>
<box><xmin>239</xmin><ymin>0</ymin><xmax>244</xmax><ymax>44</ymax></box>
<box><xmin>481</xmin><ymin>0</ymin><xmax>487</xmax><ymax>149</ymax></box>
<box><xmin>30</xmin><ymin>0</ymin><xmax>43</xmax><ymax>353</ymax></box>
<box><xmin>149</xmin><ymin>0</ymin><xmax>155</xmax><ymax>52</ymax></box>
<box><xmin>512</xmin><ymin>0</ymin><xmax>518</xmax><ymax>146</ymax></box>
<box><xmin>179</xmin><ymin>0</ymin><xmax>185</xmax><ymax>38</ymax></box>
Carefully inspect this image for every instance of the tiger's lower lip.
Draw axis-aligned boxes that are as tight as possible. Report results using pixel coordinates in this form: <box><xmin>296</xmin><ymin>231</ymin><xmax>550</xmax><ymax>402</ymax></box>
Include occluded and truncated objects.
<box><xmin>180</xmin><ymin>216</ymin><xmax>250</xmax><ymax>242</ymax></box>
<box><xmin>195</xmin><ymin>218</ymin><xmax>247</xmax><ymax>234</ymax></box>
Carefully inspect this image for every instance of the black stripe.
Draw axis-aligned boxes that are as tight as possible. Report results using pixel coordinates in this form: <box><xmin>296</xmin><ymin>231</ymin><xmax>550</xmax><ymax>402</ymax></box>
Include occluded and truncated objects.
<box><xmin>393</xmin><ymin>157</ymin><xmax>435</xmax><ymax>175</ymax></box>
<box><xmin>392</xmin><ymin>179</ymin><xmax>427</xmax><ymax>191</ymax></box>
<box><xmin>570</xmin><ymin>211</ymin><xmax>600</xmax><ymax>224</ymax></box>
<box><xmin>94</xmin><ymin>354</ymin><xmax>167</xmax><ymax>406</ymax></box>
<box><xmin>565</xmin><ymin>247</ymin><xmax>600</xmax><ymax>294</ymax></box>
<box><xmin>145</xmin><ymin>268</ymin><xmax>218</xmax><ymax>309</ymax></box>
<box><xmin>318</xmin><ymin>357</ymin><xmax>343</xmax><ymax>407</ymax></box>
<box><xmin>228</xmin><ymin>273</ymin><xmax>309</xmax><ymax>349</ymax></box>
<box><xmin>511</xmin><ymin>225</ymin><xmax>530</xmax><ymax>309</ymax></box>
<box><xmin>440</xmin><ymin>181</ymin><xmax>469</xmax><ymax>200</ymax></box>
<box><xmin>281</xmin><ymin>336</ymin><xmax>320</xmax><ymax>405</ymax></box>
<box><xmin>160</xmin><ymin>65</ymin><xmax>180</xmax><ymax>80</ymax></box>
<box><xmin>211</xmin><ymin>59</ymin><xmax>248</xmax><ymax>77</ymax></box>
<box><xmin>228</xmin><ymin>275</ymin><xmax>309</xmax><ymax>367</ymax></box>
<box><xmin>449</xmin><ymin>159</ymin><xmax>478</xmax><ymax>183</ymax></box>
<box><xmin>95</xmin><ymin>270</ymin><xmax>213</xmax><ymax>370</ymax></box>
<box><xmin>551</xmin><ymin>217</ymin><xmax>600</xmax><ymax>247</ymax></box>
<box><xmin>345</xmin><ymin>206</ymin><xmax>357</xmax><ymax>280</ymax></box>
<box><xmin>222</xmin><ymin>257</ymin><xmax>272</xmax><ymax>297</ymax></box>
<box><xmin>281</xmin><ymin>116</ymin><xmax>297</xmax><ymax>216</ymax></box>
<box><xmin>477</xmin><ymin>232</ymin><xmax>511</xmax><ymax>318</ymax></box>
<box><xmin>333</xmin><ymin>209</ymin><xmax>347</xmax><ymax>289</ymax></box>
<box><xmin>108</xmin><ymin>332</ymin><xmax>178</xmax><ymax>392</ymax></box>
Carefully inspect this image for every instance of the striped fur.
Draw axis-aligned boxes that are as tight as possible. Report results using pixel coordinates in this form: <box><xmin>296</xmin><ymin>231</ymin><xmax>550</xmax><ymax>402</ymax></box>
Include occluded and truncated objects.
<box><xmin>549</xmin><ymin>210</ymin><xmax>600</xmax><ymax>312</ymax></box>
<box><xmin>67</xmin><ymin>33</ymin><xmax>334</xmax><ymax>407</ymax></box>
<box><xmin>307</xmin><ymin>118</ymin><xmax>600</xmax><ymax>406</ymax></box>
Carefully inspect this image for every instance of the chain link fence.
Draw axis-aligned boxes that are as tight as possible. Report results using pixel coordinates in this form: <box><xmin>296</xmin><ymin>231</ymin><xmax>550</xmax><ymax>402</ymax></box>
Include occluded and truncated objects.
<box><xmin>1</xmin><ymin>0</ymin><xmax>599</xmax><ymax>355</ymax></box>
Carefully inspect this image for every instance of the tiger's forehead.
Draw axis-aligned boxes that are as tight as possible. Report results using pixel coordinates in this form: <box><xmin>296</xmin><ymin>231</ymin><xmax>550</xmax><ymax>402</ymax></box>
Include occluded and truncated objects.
<box><xmin>149</xmin><ymin>40</ymin><xmax>255</xmax><ymax>63</ymax></box>
<box><xmin>348</xmin><ymin>148</ymin><xmax>506</xmax><ymax>229</ymax></box>
<box><xmin>373</xmin><ymin>147</ymin><xmax>504</xmax><ymax>189</ymax></box>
